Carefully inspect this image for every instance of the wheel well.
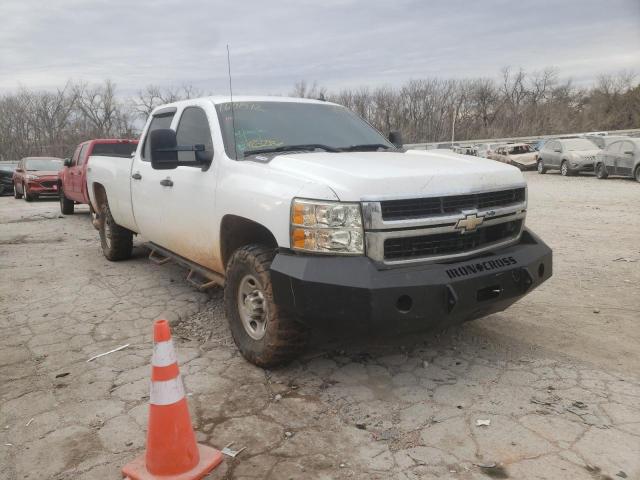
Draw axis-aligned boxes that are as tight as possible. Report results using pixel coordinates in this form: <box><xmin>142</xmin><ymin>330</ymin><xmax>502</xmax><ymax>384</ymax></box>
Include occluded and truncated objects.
<box><xmin>220</xmin><ymin>215</ymin><xmax>278</xmax><ymax>268</ymax></box>
<box><xmin>92</xmin><ymin>183</ymin><xmax>107</xmax><ymax>211</ymax></box>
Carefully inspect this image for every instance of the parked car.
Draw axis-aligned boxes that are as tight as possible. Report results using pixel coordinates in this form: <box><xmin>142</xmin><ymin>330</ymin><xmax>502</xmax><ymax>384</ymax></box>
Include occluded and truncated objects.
<box><xmin>594</xmin><ymin>138</ymin><xmax>640</xmax><ymax>182</ymax></box>
<box><xmin>489</xmin><ymin>143</ymin><xmax>538</xmax><ymax>171</ymax></box>
<box><xmin>452</xmin><ymin>145</ymin><xmax>477</xmax><ymax>156</ymax></box>
<box><xmin>58</xmin><ymin>139</ymin><xmax>138</xmax><ymax>215</ymax></box>
<box><xmin>536</xmin><ymin>138</ymin><xmax>599</xmax><ymax>176</ymax></box>
<box><xmin>86</xmin><ymin>96</ymin><xmax>552</xmax><ymax>367</ymax></box>
<box><xmin>584</xmin><ymin>135</ymin><xmax>627</xmax><ymax>150</ymax></box>
<box><xmin>13</xmin><ymin>157</ymin><xmax>63</xmax><ymax>200</ymax></box>
<box><xmin>0</xmin><ymin>161</ymin><xmax>18</xmax><ymax>196</ymax></box>
<box><xmin>476</xmin><ymin>143</ymin><xmax>504</xmax><ymax>158</ymax></box>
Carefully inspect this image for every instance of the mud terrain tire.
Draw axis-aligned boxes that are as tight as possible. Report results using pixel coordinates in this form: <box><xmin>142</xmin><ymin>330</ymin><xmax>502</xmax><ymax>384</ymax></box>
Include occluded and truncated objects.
<box><xmin>99</xmin><ymin>202</ymin><xmax>133</xmax><ymax>261</ymax></box>
<box><xmin>224</xmin><ymin>244</ymin><xmax>307</xmax><ymax>367</ymax></box>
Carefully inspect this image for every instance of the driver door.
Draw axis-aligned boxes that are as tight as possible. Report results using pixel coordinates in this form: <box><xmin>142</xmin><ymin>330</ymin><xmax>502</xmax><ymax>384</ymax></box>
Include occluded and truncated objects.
<box><xmin>157</xmin><ymin>105</ymin><xmax>219</xmax><ymax>271</ymax></box>
<box><xmin>618</xmin><ymin>141</ymin><xmax>635</xmax><ymax>176</ymax></box>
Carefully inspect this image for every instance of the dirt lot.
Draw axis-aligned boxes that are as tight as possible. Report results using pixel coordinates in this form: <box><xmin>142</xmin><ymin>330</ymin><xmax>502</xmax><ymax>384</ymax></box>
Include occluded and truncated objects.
<box><xmin>1</xmin><ymin>172</ymin><xmax>639</xmax><ymax>480</ymax></box>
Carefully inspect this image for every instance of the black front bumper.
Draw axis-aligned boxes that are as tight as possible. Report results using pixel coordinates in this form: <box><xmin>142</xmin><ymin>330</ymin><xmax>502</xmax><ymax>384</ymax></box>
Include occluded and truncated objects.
<box><xmin>270</xmin><ymin>228</ymin><xmax>552</xmax><ymax>330</ymax></box>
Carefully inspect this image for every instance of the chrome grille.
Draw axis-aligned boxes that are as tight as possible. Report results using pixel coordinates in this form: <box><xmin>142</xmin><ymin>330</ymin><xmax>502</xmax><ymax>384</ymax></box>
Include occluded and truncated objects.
<box><xmin>363</xmin><ymin>186</ymin><xmax>527</xmax><ymax>264</ymax></box>
<box><xmin>380</xmin><ymin>188</ymin><xmax>525</xmax><ymax>220</ymax></box>
<box><xmin>384</xmin><ymin>220</ymin><xmax>522</xmax><ymax>260</ymax></box>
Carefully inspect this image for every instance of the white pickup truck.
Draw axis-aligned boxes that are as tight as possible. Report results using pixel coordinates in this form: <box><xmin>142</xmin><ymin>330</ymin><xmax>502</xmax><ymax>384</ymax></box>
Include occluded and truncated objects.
<box><xmin>87</xmin><ymin>96</ymin><xmax>552</xmax><ymax>367</ymax></box>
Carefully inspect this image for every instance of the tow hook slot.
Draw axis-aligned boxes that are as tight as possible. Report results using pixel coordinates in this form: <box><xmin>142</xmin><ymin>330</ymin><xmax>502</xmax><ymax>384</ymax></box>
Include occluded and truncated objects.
<box><xmin>477</xmin><ymin>285</ymin><xmax>502</xmax><ymax>302</ymax></box>
<box><xmin>446</xmin><ymin>285</ymin><xmax>458</xmax><ymax>313</ymax></box>
<box><xmin>513</xmin><ymin>267</ymin><xmax>534</xmax><ymax>292</ymax></box>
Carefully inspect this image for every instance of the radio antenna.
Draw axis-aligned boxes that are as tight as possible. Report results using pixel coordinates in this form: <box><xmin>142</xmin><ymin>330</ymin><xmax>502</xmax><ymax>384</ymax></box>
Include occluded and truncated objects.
<box><xmin>226</xmin><ymin>44</ymin><xmax>238</xmax><ymax>159</ymax></box>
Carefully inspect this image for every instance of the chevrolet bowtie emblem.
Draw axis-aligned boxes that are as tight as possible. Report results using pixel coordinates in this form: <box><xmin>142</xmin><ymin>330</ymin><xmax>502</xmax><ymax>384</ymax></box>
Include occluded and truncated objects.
<box><xmin>455</xmin><ymin>213</ymin><xmax>484</xmax><ymax>233</ymax></box>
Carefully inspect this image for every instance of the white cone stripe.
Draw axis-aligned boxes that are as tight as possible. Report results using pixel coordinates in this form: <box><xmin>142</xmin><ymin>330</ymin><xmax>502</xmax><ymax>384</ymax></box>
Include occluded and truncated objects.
<box><xmin>150</xmin><ymin>376</ymin><xmax>185</xmax><ymax>405</ymax></box>
<box><xmin>152</xmin><ymin>340</ymin><xmax>177</xmax><ymax>367</ymax></box>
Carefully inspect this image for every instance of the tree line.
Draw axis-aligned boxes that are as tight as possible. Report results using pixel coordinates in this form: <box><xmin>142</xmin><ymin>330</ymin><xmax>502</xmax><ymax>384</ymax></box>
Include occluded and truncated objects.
<box><xmin>0</xmin><ymin>82</ymin><xmax>203</xmax><ymax>160</ymax></box>
<box><xmin>293</xmin><ymin>68</ymin><xmax>639</xmax><ymax>144</ymax></box>
<box><xmin>0</xmin><ymin>68</ymin><xmax>638</xmax><ymax>160</ymax></box>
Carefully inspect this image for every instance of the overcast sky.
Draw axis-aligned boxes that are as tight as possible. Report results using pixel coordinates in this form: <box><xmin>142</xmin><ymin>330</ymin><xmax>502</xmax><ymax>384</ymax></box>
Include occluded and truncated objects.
<box><xmin>1</xmin><ymin>0</ymin><xmax>639</xmax><ymax>96</ymax></box>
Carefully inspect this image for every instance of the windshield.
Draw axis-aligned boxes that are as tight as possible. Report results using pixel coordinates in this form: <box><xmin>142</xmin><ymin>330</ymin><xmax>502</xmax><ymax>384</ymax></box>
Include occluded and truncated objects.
<box><xmin>24</xmin><ymin>158</ymin><xmax>63</xmax><ymax>171</ymax></box>
<box><xmin>92</xmin><ymin>142</ymin><xmax>137</xmax><ymax>158</ymax></box>
<box><xmin>215</xmin><ymin>101</ymin><xmax>393</xmax><ymax>158</ymax></box>
<box><xmin>509</xmin><ymin>145</ymin><xmax>532</xmax><ymax>154</ymax></box>
<box><xmin>563</xmin><ymin>139</ymin><xmax>597</xmax><ymax>151</ymax></box>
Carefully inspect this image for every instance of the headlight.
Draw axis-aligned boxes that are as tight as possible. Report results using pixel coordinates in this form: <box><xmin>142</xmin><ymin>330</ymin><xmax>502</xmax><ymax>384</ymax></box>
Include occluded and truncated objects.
<box><xmin>26</xmin><ymin>174</ymin><xmax>38</xmax><ymax>180</ymax></box>
<box><xmin>290</xmin><ymin>199</ymin><xmax>363</xmax><ymax>254</ymax></box>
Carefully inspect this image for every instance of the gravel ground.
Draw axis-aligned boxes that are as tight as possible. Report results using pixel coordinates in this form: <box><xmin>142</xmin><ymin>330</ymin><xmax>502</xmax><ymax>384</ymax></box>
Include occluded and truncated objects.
<box><xmin>1</xmin><ymin>171</ymin><xmax>639</xmax><ymax>479</ymax></box>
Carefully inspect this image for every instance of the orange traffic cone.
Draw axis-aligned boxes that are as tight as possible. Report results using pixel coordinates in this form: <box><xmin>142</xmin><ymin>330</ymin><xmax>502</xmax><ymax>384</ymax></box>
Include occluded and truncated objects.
<box><xmin>122</xmin><ymin>319</ymin><xmax>223</xmax><ymax>479</ymax></box>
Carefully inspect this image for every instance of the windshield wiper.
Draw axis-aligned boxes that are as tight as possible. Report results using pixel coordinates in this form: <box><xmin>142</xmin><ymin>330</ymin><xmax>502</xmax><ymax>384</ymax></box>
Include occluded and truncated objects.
<box><xmin>338</xmin><ymin>144</ymin><xmax>394</xmax><ymax>152</ymax></box>
<box><xmin>243</xmin><ymin>144</ymin><xmax>339</xmax><ymax>157</ymax></box>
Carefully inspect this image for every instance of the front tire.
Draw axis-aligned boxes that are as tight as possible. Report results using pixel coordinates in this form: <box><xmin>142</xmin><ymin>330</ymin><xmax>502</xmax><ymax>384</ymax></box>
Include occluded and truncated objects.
<box><xmin>537</xmin><ymin>159</ymin><xmax>547</xmax><ymax>174</ymax></box>
<box><xmin>23</xmin><ymin>184</ymin><xmax>33</xmax><ymax>201</ymax></box>
<box><xmin>59</xmin><ymin>185</ymin><xmax>74</xmax><ymax>214</ymax></box>
<box><xmin>560</xmin><ymin>161</ymin><xmax>574</xmax><ymax>177</ymax></box>
<box><xmin>635</xmin><ymin>166</ymin><xmax>640</xmax><ymax>183</ymax></box>
<box><xmin>99</xmin><ymin>202</ymin><xmax>133</xmax><ymax>261</ymax></box>
<box><xmin>224</xmin><ymin>244</ymin><xmax>307</xmax><ymax>367</ymax></box>
<box><xmin>13</xmin><ymin>184</ymin><xmax>22</xmax><ymax>199</ymax></box>
<box><xmin>596</xmin><ymin>163</ymin><xmax>608</xmax><ymax>179</ymax></box>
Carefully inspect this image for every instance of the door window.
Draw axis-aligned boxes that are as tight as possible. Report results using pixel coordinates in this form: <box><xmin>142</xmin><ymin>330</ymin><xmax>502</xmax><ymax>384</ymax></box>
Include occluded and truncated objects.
<box><xmin>142</xmin><ymin>112</ymin><xmax>176</xmax><ymax>160</ymax></box>
<box><xmin>622</xmin><ymin>141</ymin><xmax>635</xmax><ymax>155</ymax></box>
<box><xmin>71</xmin><ymin>145</ymin><xmax>82</xmax><ymax>166</ymax></box>
<box><xmin>607</xmin><ymin>142</ymin><xmax>623</xmax><ymax>154</ymax></box>
<box><xmin>176</xmin><ymin>107</ymin><xmax>214</xmax><ymax>163</ymax></box>
<box><xmin>77</xmin><ymin>144</ymin><xmax>89</xmax><ymax>166</ymax></box>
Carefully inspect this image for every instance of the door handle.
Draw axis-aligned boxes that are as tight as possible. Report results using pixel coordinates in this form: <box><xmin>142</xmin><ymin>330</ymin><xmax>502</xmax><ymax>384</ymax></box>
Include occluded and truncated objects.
<box><xmin>131</xmin><ymin>172</ymin><xmax>142</xmax><ymax>180</ymax></box>
<box><xmin>160</xmin><ymin>178</ymin><xmax>173</xmax><ymax>187</ymax></box>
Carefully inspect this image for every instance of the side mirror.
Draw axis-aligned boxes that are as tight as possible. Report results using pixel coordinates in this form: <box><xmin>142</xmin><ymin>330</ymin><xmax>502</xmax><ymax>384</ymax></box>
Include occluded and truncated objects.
<box><xmin>624</xmin><ymin>151</ymin><xmax>633</xmax><ymax>155</ymax></box>
<box><xmin>63</xmin><ymin>158</ymin><xmax>72</xmax><ymax>167</ymax></box>
<box><xmin>150</xmin><ymin>129</ymin><xmax>179</xmax><ymax>170</ymax></box>
<box><xmin>15</xmin><ymin>168</ymin><xmax>23</xmax><ymax>173</ymax></box>
<box><xmin>150</xmin><ymin>129</ymin><xmax>213</xmax><ymax>170</ymax></box>
<box><xmin>388</xmin><ymin>130</ymin><xmax>403</xmax><ymax>148</ymax></box>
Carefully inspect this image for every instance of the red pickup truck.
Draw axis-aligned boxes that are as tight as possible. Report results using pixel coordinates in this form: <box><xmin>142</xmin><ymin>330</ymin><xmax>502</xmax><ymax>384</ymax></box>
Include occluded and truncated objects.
<box><xmin>58</xmin><ymin>139</ymin><xmax>138</xmax><ymax>214</ymax></box>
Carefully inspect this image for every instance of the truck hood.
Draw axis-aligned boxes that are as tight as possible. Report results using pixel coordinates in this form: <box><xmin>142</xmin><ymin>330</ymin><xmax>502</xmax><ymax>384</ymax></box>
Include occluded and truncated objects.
<box><xmin>27</xmin><ymin>170</ymin><xmax>60</xmax><ymax>177</ymax></box>
<box><xmin>267</xmin><ymin>150</ymin><xmax>525</xmax><ymax>201</ymax></box>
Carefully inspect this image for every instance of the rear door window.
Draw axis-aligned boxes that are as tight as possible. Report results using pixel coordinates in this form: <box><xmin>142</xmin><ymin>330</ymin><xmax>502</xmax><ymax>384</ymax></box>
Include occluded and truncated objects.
<box><xmin>92</xmin><ymin>143</ymin><xmax>137</xmax><ymax>158</ymax></box>
<box><xmin>142</xmin><ymin>113</ymin><xmax>176</xmax><ymax>160</ymax></box>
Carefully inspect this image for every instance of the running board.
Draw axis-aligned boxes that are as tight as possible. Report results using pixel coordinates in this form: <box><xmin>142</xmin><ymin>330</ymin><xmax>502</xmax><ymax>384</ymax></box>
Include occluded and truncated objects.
<box><xmin>146</xmin><ymin>242</ymin><xmax>225</xmax><ymax>290</ymax></box>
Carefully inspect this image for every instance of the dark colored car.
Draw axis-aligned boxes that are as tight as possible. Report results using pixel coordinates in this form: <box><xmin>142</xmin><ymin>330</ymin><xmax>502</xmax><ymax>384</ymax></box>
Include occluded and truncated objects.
<box><xmin>595</xmin><ymin>138</ymin><xmax>640</xmax><ymax>182</ymax></box>
<box><xmin>0</xmin><ymin>161</ymin><xmax>18</xmax><ymax>196</ymax></box>
<box><xmin>13</xmin><ymin>157</ymin><xmax>64</xmax><ymax>201</ymax></box>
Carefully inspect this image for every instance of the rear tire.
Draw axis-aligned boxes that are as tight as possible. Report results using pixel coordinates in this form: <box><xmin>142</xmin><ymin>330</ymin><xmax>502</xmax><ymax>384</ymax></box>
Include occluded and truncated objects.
<box><xmin>596</xmin><ymin>163</ymin><xmax>608</xmax><ymax>179</ymax></box>
<box><xmin>59</xmin><ymin>185</ymin><xmax>74</xmax><ymax>214</ymax></box>
<box><xmin>13</xmin><ymin>184</ymin><xmax>22</xmax><ymax>199</ymax></box>
<box><xmin>537</xmin><ymin>159</ymin><xmax>547</xmax><ymax>174</ymax></box>
<box><xmin>224</xmin><ymin>244</ymin><xmax>307</xmax><ymax>367</ymax></box>
<box><xmin>99</xmin><ymin>202</ymin><xmax>133</xmax><ymax>261</ymax></box>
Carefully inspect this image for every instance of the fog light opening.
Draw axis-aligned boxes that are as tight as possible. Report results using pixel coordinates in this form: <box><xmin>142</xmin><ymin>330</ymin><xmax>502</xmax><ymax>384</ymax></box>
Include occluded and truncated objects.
<box><xmin>538</xmin><ymin>263</ymin><xmax>545</xmax><ymax>278</ymax></box>
<box><xmin>396</xmin><ymin>295</ymin><xmax>413</xmax><ymax>313</ymax></box>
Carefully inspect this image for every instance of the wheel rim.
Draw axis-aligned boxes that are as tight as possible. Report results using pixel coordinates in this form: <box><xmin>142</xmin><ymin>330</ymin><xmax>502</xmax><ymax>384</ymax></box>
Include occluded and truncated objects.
<box><xmin>104</xmin><ymin>219</ymin><xmax>112</xmax><ymax>249</ymax></box>
<box><xmin>561</xmin><ymin>163</ymin><xmax>567</xmax><ymax>176</ymax></box>
<box><xmin>237</xmin><ymin>274</ymin><xmax>267</xmax><ymax>340</ymax></box>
